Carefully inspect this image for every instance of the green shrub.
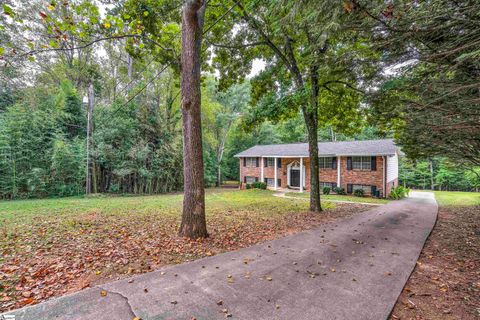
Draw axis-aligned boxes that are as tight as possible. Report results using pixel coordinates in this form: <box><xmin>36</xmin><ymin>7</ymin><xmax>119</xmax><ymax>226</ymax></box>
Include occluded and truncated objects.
<box><xmin>333</xmin><ymin>187</ymin><xmax>346</xmax><ymax>195</ymax></box>
<box><xmin>389</xmin><ymin>186</ymin><xmax>410</xmax><ymax>199</ymax></box>
<box><xmin>109</xmin><ymin>183</ymin><xmax>120</xmax><ymax>193</ymax></box>
<box><xmin>251</xmin><ymin>181</ymin><xmax>267</xmax><ymax>190</ymax></box>
<box><xmin>322</xmin><ymin>186</ymin><xmax>331</xmax><ymax>195</ymax></box>
<box><xmin>245</xmin><ymin>184</ymin><xmax>252</xmax><ymax>189</ymax></box>
<box><xmin>353</xmin><ymin>189</ymin><xmax>364</xmax><ymax>197</ymax></box>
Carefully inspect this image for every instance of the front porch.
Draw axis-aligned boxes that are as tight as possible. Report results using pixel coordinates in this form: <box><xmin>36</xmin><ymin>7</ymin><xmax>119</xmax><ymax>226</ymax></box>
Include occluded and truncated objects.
<box><xmin>260</xmin><ymin>157</ymin><xmax>308</xmax><ymax>192</ymax></box>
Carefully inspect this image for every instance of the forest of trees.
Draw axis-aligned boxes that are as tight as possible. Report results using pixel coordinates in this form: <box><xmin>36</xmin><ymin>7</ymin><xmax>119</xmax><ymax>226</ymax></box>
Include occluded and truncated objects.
<box><xmin>0</xmin><ymin>0</ymin><xmax>479</xmax><ymax>206</ymax></box>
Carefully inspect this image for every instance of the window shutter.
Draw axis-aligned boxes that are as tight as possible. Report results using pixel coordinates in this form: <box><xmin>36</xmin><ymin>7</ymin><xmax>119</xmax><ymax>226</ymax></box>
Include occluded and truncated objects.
<box><xmin>277</xmin><ymin>179</ymin><xmax>281</xmax><ymax>187</ymax></box>
<box><xmin>332</xmin><ymin>157</ymin><xmax>337</xmax><ymax>169</ymax></box>
<box><xmin>243</xmin><ymin>157</ymin><xmax>246</xmax><ymax>167</ymax></box>
<box><xmin>277</xmin><ymin>158</ymin><xmax>281</xmax><ymax>168</ymax></box>
<box><xmin>347</xmin><ymin>184</ymin><xmax>353</xmax><ymax>194</ymax></box>
<box><xmin>264</xmin><ymin>158</ymin><xmax>268</xmax><ymax>167</ymax></box>
<box><xmin>371</xmin><ymin>186</ymin><xmax>377</xmax><ymax>196</ymax></box>
<box><xmin>371</xmin><ymin>156</ymin><xmax>377</xmax><ymax>171</ymax></box>
<box><xmin>256</xmin><ymin>157</ymin><xmax>259</xmax><ymax>167</ymax></box>
<box><xmin>347</xmin><ymin>157</ymin><xmax>352</xmax><ymax>170</ymax></box>
<box><xmin>255</xmin><ymin>177</ymin><xmax>258</xmax><ymax>182</ymax></box>
<box><xmin>244</xmin><ymin>176</ymin><xmax>246</xmax><ymax>183</ymax></box>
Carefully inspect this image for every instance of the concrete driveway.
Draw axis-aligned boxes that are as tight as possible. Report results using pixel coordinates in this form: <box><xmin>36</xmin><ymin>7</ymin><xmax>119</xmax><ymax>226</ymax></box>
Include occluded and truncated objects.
<box><xmin>4</xmin><ymin>192</ymin><xmax>438</xmax><ymax>320</ymax></box>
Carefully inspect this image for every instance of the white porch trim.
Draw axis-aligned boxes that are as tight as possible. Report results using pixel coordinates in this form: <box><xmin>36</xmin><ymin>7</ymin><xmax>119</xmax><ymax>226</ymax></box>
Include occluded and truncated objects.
<box><xmin>274</xmin><ymin>157</ymin><xmax>278</xmax><ymax>190</ymax></box>
<box><xmin>337</xmin><ymin>157</ymin><xmax>341</xmax><ymax>187</ymax></box>
<box><xmin>300</xmin><ymin>157</ymin><xmax>303</xmax><ymax>193</ymax></box>
<box><xmin>287</xmin><ymin>160</ymin><xmax>306</xmax><ymax>188</ymax></box>
<box><xmin>260</xmin><ymin>157</ymin><xmax>264</xmax><ymax>183</ymax></box>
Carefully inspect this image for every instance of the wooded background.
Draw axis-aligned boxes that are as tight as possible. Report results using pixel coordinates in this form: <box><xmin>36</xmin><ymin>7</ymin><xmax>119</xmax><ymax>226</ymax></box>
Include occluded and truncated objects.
<box><xmin>0</xmin><ymin>0</ymin><xmax>478</xmax><ymax>200</ymax></box>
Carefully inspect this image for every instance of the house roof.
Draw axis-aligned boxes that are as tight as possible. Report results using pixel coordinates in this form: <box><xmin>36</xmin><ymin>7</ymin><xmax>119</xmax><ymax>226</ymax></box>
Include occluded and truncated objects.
<box><xmin>234</xmin><ymin>139</ymin><xmax>400</xmax><ymax>157</ymax></box>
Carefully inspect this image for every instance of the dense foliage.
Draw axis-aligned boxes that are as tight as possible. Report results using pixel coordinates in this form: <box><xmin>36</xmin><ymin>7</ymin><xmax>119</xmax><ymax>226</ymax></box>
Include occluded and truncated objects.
<box><xmin>360</xmin><ymin>0</ymin><xmax>480</xmax><ymax>166</ymax></box>
<box><xmin>0</xmin><ymin>0</ymin><xmax>478</xmax><ymax>201</ymax></box>
<box><xmin>399</xmin><ymin>157</ymin><xmax>480</xmax><ymax>192</ymax></box>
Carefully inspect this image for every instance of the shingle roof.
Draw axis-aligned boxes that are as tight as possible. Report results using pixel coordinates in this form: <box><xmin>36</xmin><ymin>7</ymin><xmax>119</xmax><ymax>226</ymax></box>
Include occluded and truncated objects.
<box><xmin>234</xmin><ymin>139</ymin><xmax>399</xmax><ymax>157</ymax></box>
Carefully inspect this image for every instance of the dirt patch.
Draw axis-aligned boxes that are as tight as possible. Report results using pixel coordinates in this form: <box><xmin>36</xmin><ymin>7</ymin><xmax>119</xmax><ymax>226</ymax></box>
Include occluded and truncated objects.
<box><xmin>390</xmin><ymin>206</ymin><xmax>480</xmax><ymax>320</ymax></box>
<box><xmin>0</xmin><ymin>203</ymin><xmax>368</xmax><ymax>312</ymax></box>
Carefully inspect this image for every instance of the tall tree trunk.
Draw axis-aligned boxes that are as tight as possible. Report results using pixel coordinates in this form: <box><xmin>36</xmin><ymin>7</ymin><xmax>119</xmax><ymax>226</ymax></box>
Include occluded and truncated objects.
<box><xmin>303</xmin><ymin>109</ymin><xmax>321</xmax><ymax>212</ymax></box>
<box><xmin>216</xmin><ymin>164</ymin><xmax>222</xmax><ymax>187</ymax></box>
<box><xmin>86</xmin><ymin>83</ymin><xmax>94</xmax><ymax>194</ymax></box>
<box><xmin>308</xmin><ymin>64</ymin><xmax>322</xmax><ymax>212</ymax></box>
<box><xmin>178</xmin><ymin>0</ymin><xmax>208</xmax><ymax>239</ymax></box>
<box><xmin>215</xmin><ymin>130</ymin><xmax>228</xmax><ymax>187</ymax></box>
<box><xmin>429</xmin><ymin>158</ymin><xmax>434</xmax><ymax>190</ymax></box>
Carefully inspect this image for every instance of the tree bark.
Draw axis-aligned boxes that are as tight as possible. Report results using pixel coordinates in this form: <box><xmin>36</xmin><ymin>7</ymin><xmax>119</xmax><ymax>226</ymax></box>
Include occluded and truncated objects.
<box><xmin>304</xmin><ymin>109</ymin><xmax>321</xmax><ymax>212</ymax></box>
<box><xmin>86</xmin><ymin>83</ymin><xmax>94</xmax><ymax>195</ymax></box>
<box><xmin>429</xmin><ymin>158</ymin><xmax>434</xmax><ymax>190</ymax></box>
<box><xmin>178</xmin><ymin>0</ymin><xmax>208</xmax><ymax>239</ymax></box>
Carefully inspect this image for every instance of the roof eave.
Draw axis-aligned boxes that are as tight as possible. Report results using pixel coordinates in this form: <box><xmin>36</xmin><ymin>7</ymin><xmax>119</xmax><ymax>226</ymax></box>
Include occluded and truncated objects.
<box><xmin>235</xmin><ymin>152</ymin><xmax>397</xmax><ymax>157</ymax></box>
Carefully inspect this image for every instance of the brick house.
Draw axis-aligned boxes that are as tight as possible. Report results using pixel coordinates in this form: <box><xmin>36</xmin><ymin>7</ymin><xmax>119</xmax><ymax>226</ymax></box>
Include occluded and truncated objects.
<box><xmin>235</xmin><ymin>139</ymin><xmax>400</xmax><ymax>198</ymax></box>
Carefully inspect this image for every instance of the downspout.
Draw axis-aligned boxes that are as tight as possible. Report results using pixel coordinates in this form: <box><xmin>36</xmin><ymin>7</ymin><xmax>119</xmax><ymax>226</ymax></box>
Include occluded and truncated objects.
<box><xmin>260</xmin><ymin>157</ymin><xmax>264</xmax><ymax>183</ymax></box>
<box><xmin>383</xmin><ymin>156</ymin><xmax>386</xmax><ymax>198</ymax></box>
<box><xmin>239</xmin><ymin>158</ymin><xmax>242</xmax><ymax>189</ymax></box>
<box><xmin>337</xmin><ymin>157</ymin><xmax>341</xmax><ymax>188</ymax></box>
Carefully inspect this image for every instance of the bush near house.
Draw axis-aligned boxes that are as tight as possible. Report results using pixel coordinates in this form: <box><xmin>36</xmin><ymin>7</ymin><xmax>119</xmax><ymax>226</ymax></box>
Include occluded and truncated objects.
<box><xmin>322</xmin><ymin>187</ymin><xmax>331</xmax><ymax>195</ymax></box>
<box><xmin>353</xmin><ymin>189</ymin><xmax>365</xmax><ymax>197</ymax></box>
<box><xmin>333</xmin><ymin>187</ymin><xmax>346</xmax><ymax>195</ymax></box>
<box><xmin>389</xmin><ymin>186</ymin><xmax>410</xmax><ymax>199</ymax></box>
<box><xmin>246</xmin><ymin>182</ymin><xmax>267</xmax><ymax>190</ymax></box>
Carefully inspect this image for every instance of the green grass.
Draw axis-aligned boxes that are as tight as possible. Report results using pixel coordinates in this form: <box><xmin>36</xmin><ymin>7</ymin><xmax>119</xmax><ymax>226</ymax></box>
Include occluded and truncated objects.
<box><xmin>0</xmin><ymin>189</ymin><xmax>332</xmax><ymax>225</ymax></box>
<box><xmin>285</xmin><ymin>192</ymin><xmax>390</xmax><ymax>204</ymax></box>
<box><xmin>429</xmin><ymin>190</ymin><xmax>480</xmax><ymax>207</ymax></box>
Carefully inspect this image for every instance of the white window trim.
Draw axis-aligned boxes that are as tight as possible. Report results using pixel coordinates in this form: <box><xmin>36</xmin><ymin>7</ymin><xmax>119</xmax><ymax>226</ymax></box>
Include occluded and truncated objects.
<box><xmin>319</xmin><ymin>157</ymin><xmax>334</xmax><ymax>169</ymax></box>
<box><xmin>265</xmin><ymin>157</ymin><xmax>275</xmax><ymax>167</ymax></box>
<box><xmin>245</xmin><ymin>176</ymin><xmax>257</xmax><ymax>184</ymax></box>
<box><xmin>245</xmin><ymin>157</ymin><xmax>256</xmax><ymax>167</ymax></box>
<box><xmin>352</xmin><ymin>156</ymin><xmax>371</xmax><ymax>170</ymax></box>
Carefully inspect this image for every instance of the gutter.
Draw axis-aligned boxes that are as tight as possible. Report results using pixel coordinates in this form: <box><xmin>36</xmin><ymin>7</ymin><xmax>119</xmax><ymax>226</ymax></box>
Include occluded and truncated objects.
<box><xmin>234</xmin><ymin>153</ymin><xmax>397</xmax><ymax>158</ymax></box>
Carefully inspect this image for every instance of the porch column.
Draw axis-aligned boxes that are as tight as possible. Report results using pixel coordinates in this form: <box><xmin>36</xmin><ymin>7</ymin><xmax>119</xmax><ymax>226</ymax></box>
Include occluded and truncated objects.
<box><xmin>274</xmin><ymin>157</ymin><xmax>278</xmax><ymax>190</ymax></box>
<box><xmin>337</xmin><ymin>157</ymin><xmax>341</xmax><ymax>187</ymax></box>
<box><xmin>239</xmin><ymin>158</ymin><xmax>242</xmax><ymax>188</ymax></box>
<box><xmin>260</xmin><ymin>157</ymin><xmax>264</xmax><ymax>183</ymax></box>
<box><xmin>300</xmin><ymin>157</ymin><xmax>304</xmax><ymax>193</ymax></box>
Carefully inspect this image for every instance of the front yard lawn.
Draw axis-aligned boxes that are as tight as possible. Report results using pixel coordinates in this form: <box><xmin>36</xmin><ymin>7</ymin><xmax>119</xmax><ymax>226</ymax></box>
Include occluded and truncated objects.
<box><xmin>285</xmin><ymin>192</ymin><xmax>390</xmax><ymax>204</ymax></box>
<box><xmin>431</xmin><ymin>190</ymin><xmax>480</xmax><ymax>207</ymax></box>
<box><xmin>0</xmin><ymin>188</ymin><xmax>369</xmax><ymax>312</ymax></box>
<box><xmin>391</xmin><ymin>191</ymin><xmax>480</xmax><ymax>320</ymax></box>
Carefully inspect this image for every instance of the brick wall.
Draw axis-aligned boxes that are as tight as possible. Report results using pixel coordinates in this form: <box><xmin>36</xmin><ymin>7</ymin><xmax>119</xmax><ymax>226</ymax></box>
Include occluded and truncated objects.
<box><xmin>239</xmin><ymin>156</ymin><xmax>387</xmax><ymax>197</ymax></box>
<box><xmin>339</xmin><ymin>156</ymin><xmax>384</xmax><ymax>196</ymax></box>
<box><xmin>239</xmin><ymin>157</ymin><xmax>261</xmax><ymax>188</ymax></box>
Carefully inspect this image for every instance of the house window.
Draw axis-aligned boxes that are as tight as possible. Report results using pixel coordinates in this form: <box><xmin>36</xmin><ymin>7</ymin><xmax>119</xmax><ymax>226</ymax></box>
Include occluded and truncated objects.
<box><xmin>245</xmin><ymin>157</ymin><xmax>257</xmax><ymax>167</ymax></box>
<box><xmin>319</xmin><ymin>157</ymin><xmax>334</xmax><ymax>169</ymax></box>
<box><xmin>320</xmin><ymin>182</ymin><xmax>335</xmax><ymax>189</ymax></box>
<box><xmin>352</xmin><ymin>184</ymin><xmax>372</xmax><ymax>194</ymax></box>
<box><xmin>265</xmin><ymin>178</ymin><xmax>274</xmax><ymax>187</ymax></box>
<box><xmin>245</xmin><ymin>176</ymin><xmax>257</xmax><ymax>184</ymax></box>
<box><xmin>352</xmin><ymin>156</ymin><xmax>371</xmax><ymax>170</ymax></box>
<box><xmin>265</xmin><ymin>158</ymin><xmax>275</xmax><ymax>167</ymax></box>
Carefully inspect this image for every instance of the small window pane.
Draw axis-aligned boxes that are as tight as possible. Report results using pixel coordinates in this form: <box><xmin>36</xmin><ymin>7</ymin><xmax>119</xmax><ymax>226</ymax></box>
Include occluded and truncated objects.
<box><xmin>320</xmin><ymin>182</ymin><xmax>333</xmax><ymax>188</ymax></box>
<box><xmin>267</xmin><ymin>158</ymin><xmax>275</xmax><ymax>167</ymax></box>
<box><xmin>246</xmin><ymin>157</ymin><xmax>256</xmax><ymax>167</ymax></box>
<box><xmin>361</xmin><ymin>156</ymin><xmax>371</xmax><ymax>170</ymax></box>
<box><xmin>265</xmin><ymin>178</ymin><xmax>274</xmax><ymax>187</ymax></box>
<box><xmin>352</xmin><ymin>156</ymin><xmax>362</xmax><ymax>170</ymax></box>
<box><xmin>319</xmin><ymin>157</ymin><xmax>333</xmax><ymax>169</ymax></box>
<box><xmin>353</xmin><ymin>184</ymin><xmax>372</xmax><ymax>194</ymax></box>
<box><xmin>246</xmin><ymin>176</ymin><xmax>256</xmax><ymax>184</ymax></box>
